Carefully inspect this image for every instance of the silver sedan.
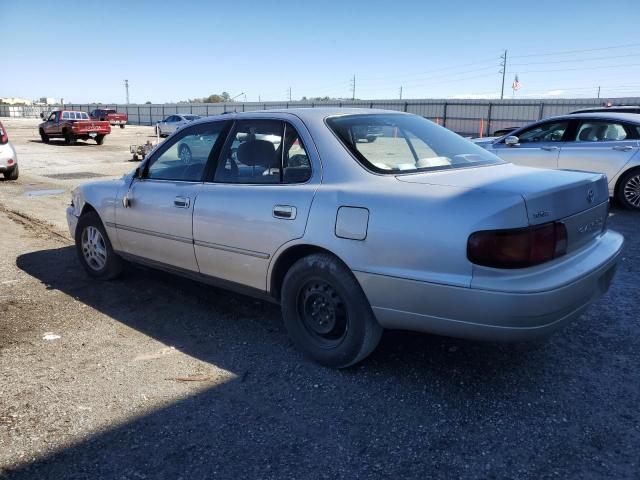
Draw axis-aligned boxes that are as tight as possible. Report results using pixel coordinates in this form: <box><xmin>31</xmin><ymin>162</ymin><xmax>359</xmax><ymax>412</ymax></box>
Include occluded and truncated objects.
<box><xmin>475</xmin><ymin>112</ymin><xmax>640</xmax><ymax>210</ymax></box>
<box><xmin>155</xmin><ymin>114</ymin><xmax>202</xmax><ymax>137</ymax></box>
<box><xmin>67</xmin><ymin>109</ymin><xmax>623</xmax><ymax>368</ymax></box>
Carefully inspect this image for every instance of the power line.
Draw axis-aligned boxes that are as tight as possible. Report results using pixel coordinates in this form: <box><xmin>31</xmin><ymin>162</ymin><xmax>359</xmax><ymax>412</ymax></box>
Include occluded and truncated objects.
<box><xmin>510</xmin><ymin>42</ymin><xmax>640</xmax><ymax>58</ymax></box>
<box><xmin>510</xmin><ymin>51</ymin><xmax>640</xmax><ymax>66</ymax></box>
<box><xmin>510</xmin><ymin>62</ymin><xmax>640</xmax><ymax>74</ymax></box>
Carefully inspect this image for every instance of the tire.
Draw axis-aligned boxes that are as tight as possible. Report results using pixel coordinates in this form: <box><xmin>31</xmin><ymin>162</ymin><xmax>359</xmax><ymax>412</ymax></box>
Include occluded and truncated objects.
<box><xmin>178</xmin><ymin>144</ymin><xmax>192</xmax><ymax>164</ymax></box>
<box><xmin>39</xmin><ymin>129</ymin><xmax>49</xmax><ymax>144</ymax></box>
<box><xmin>120</xmin><ymin>124</ymin><xmax>125</xmax><ymax>129</ymax></box>
<box><xmin>4</xmin><ymin>165</ymin><xmax>19</xmax><ymax>180</ymax></box>
<box><xmin>75</xmin><ymin>211</ymin><xmax>122</xmax><ymax>280</ymax></box>
<box><xmin>95</xmin><ymin>134</ymin><xmax>105</xmax><ymax>145</ymax></box>
<box><xmin>281</xmin><ymin>253</ymin><xmax>383</xmax><ymax>368</ymax></box>
<box><xmin>617</xmin><ymin>169</ymin><xmax>640</xmax><ymax>211</ymax></box>
<box><xmin>64</xmin><ymin>129</ymin><xmax>75</xmax><ymax>145</ymax></box>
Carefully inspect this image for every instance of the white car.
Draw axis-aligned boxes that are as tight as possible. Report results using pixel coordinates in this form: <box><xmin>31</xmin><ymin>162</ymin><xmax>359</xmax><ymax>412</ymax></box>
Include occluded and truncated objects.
<box><xmin>67</xmin><ymin>109</ymin><xmax>623</xmax><ymax>368</ymax></box>
<box><xmin>0</xmin><ymin>121</ymin><xmax>18</xmax><ymax>180</ymax></box>
<box><xmin>477</xmin><ymin>113</ymin><xmax>640</xmax><ymax>210</ymax></box>
<box><xmin>155</xmin><ymin>114</ymin><xmax>202</xmax><ymax>137</ymax></box>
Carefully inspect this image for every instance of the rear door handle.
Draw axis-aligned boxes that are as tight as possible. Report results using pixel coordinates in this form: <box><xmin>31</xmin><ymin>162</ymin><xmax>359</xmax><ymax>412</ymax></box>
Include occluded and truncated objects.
<box><xmin>613</xmin><ymin>145</ymin><xmax>634</xmax><ymax>151</ymax></box>
<box><xmin>273</xmin><ymin>205</ymin><xmax>297</xmax><ymax>220</ymax></box>
<box><xmin>174</xmin><ymin>196</ymin><xmax>190</xmax><ymax>208</ymax></box>
<box><xmin>541</xmin><ymin>146</ymin><xmax>559</xmax><ymax>151</ymax></box>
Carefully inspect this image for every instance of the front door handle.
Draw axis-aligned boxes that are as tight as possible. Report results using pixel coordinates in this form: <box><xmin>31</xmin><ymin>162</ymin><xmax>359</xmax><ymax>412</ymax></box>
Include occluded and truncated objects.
<box><xmin>273</xmin><ymin>205</ymin><xmax>297</xmax><ymax>220</ymax></box>
<box><xmin>613</xmin><ymin>145</ymin><xmax>634</xmax><ymax>152</ymax></box>
<box><xmin>174</xmin><ymin>196</ymin><xmax>190</xmax><ymax>208</ymax></box>
<box><xmin>541</xmin><ymin>146</ymin><xmax>559</xmax><ymax>151</ymax></box>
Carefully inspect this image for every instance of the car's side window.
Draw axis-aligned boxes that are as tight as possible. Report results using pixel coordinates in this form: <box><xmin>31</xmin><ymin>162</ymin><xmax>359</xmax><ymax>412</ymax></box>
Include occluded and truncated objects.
<box><xmin>282</xmin><ymin>123</ymin><xmax>312</xmax><ymax>183</ymax></box>
<box><xmin>516</xmin><ymin>121</ymin><xmax>569</xmax><ymax>143</ymax></box>
<box><xmin>573</xmin><ymin>121</ymin><xmax>628</xmax><ymax>142</ymax></box>
<box><xmin>48</xmin><ymin>113</ymin><xmax>56</xmax><ymax>122</ymax></box>
<box><xmin>145</xmin><ymin>123</ymin><xmax>225</xmax><ymax>182</ymax></box>
<box><xmin>62</xmin><ymin>111</ymin><xmax>70</xmax><ymax>120</ymax></box>
<box><xmin>214</xmin><ymin>120</ymin><xmax>284</xmax><ymax>184</ymax></box>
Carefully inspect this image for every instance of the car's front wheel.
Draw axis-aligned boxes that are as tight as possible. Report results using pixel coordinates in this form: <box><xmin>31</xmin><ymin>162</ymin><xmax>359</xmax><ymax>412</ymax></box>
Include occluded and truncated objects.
<box><xmin>39</xmin><ymin>129</ymin><xmax>49</xmax><ymax>143</ymax></box>
<box><xmin>281</xmin><ymin>253</ymin><xmax>383</xmax><ymax>368</ymax></box>
<box><xmin>75</xmin><ymin>212</ymin><xmax>122</xmax><ymax>280</ymax></box>
<box><xmin>618</xmin><ymin>169</ymin><xmax>640</xmax><ymax>211</ymax></box>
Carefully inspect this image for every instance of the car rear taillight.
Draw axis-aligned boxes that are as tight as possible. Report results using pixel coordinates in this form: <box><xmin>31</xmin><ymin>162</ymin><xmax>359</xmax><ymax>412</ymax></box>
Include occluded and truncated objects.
<box><xmin>467</xmin><ymin>222</ymin><xmax>568</xmax><ymax>269</ymax></box>
<box><xmin>0</xmin><ymin>123</ymin><xmax>7</xmax><ymax>144</ymax></box>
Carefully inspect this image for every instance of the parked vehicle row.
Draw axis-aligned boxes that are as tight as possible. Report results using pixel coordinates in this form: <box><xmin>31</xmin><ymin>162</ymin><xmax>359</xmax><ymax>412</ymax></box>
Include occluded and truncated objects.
<box><xmin>474</xmin><ymin>112</ymin><xmax>640</xmax><ymax>210</ymax></box>
<box><xmin>90</xmin><ymin>108</ymin><xmax>128</xmax><ymax>128</ymax></box>
<box><xmin>67</xmin><ymin>109</ymin><xmax>623</xmax><ymax>368</ymax></box>
<box><xmin>0</xmin><ymin>121</ymin><xmax>18</xmax><ymax>180</ymax></box>
<box><xmin>155</xmin><ymin>114</ymin><xmax>202</xmax><ymax>137</ymax></box>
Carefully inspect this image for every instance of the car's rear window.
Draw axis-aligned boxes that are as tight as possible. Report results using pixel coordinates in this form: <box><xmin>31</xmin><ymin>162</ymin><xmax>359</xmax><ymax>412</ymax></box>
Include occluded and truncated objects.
<box><xmin>326</xmin><ymin>114</ymin><xmax>503</xmax><ymax>174</ymax></box>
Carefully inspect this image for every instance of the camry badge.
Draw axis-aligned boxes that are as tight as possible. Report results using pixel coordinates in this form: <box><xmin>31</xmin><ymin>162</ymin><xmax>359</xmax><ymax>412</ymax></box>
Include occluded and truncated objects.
<box><xmin>587</xmin><ymin>189</ymin><xmax>595</xmax><ymax>204</ymax></box>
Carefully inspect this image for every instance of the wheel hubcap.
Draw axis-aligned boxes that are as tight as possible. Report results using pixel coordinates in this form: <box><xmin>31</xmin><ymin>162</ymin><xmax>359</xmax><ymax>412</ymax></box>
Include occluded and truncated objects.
<box><xmin>180</xmin><ymin>146</ymin><xmax>192</xmax><ymax>164</ymax></box>
<box><xmin>623</xmin><ymin>174</ymin><xmax>640</xmax><ymax>208</ymax></box>
<box><xmin>298</xmin><ymin>280</ymin><xmax>348</xmax><ymax>347</ymax></box>
<box><xmin>81</xmin><ymin>226</ymin><xmax>107</xmax><ymax>271</ymax></box>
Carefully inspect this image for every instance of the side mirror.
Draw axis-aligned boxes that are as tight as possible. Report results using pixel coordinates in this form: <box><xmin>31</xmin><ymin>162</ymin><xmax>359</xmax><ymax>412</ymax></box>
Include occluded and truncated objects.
<box><xmin>134</xmin><ymin>166</ymin><xmax>142</xmax><ymax>178</ymax></box>
<box><xmin>40</xmin><ymin>113</ymin><xmax>45</xmax><ymax>119</ymax></box>
<box><xmin>504</xmin><ymin>135</ymin><xmax>519</xmax><ymax>146</ymax></box>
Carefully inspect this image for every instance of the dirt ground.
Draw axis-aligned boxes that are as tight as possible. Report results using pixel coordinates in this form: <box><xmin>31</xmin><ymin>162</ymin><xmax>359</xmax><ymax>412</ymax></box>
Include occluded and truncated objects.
<box><xmin>0</xmin><ymin>118</ymin><xmax>639</xmax><ymax>479</ymax></box>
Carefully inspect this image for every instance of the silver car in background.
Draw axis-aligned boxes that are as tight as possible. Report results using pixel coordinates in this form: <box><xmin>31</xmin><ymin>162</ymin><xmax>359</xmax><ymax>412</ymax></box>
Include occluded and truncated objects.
<box><xmin>0</xmin><ymin>121</ymin><xmax>18</xmax><ymax>180</ymax></box>
<box><xmin>155</xmin><ymin>114</ymin><xmax>202</xmax><ymax>137</ymax></box>
<box><xmin>67</xmin><ymin>109</ymin><xmax>623</xmax><ymax>368</ymax></box>
<box><xmin>476</xmin><ymin>113</ymin><xmax>640</xmax><ymax>210</ymax></box>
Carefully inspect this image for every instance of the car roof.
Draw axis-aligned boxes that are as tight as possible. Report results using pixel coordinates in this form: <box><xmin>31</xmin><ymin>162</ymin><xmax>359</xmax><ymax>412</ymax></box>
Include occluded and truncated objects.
<box><xmin>571</xmin><ymin>106</ymin><xmax>640</xmax><ymax>113</ymax></box>
<box><xmin>537</xmin><ymin>112</ymin><xmax>640</xmax><ymax>124</ymax></box>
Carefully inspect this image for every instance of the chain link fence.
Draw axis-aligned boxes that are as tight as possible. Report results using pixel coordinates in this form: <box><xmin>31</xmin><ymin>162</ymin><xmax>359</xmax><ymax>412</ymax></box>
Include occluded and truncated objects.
<box><xmin>2</xmin><ymin>97</ymin><xmax>639</xmax><ymax>136</ymax></box>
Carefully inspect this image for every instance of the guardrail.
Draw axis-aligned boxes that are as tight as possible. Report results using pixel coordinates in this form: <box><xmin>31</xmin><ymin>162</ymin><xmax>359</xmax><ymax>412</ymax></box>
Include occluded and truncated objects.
<box><xmin>2</xmin><ymin>97</ymin><xmax>639</xmax><ymax>137</ymax></box>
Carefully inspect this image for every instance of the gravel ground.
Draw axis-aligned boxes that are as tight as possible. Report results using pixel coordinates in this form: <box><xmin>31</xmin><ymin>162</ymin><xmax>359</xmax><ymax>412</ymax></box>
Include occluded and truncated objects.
<box><xmin>0</xmin><ymin>118</ymin><xmax>638</xmax><ymax>479</ymax></box>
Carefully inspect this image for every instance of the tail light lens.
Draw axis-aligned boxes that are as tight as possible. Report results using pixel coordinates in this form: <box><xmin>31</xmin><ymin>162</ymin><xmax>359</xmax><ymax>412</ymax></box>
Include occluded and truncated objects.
<box><xmin>468</xmin><ymin>222</ymin><xmax>568</xmax><ymax>269</ymax></box>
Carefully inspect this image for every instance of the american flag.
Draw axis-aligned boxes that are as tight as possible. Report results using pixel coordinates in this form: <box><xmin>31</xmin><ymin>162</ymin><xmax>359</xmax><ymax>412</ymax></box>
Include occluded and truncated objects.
<box><xmin>512</xmin><ymin>74</ymin><xmax>522</xmax><ymax>91</ymax></box>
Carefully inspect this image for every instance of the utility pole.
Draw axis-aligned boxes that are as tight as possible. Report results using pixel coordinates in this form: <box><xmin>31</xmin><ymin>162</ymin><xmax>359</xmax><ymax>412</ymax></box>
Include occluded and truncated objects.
<box><xmin>499</xmin><ymin>50</ymin><xmax>507</xmax><ymax>100</ymax></box>
<box><xmin>124</xmin><ymin>79</ymin><xmax>130</xmax><ymax>104</ymax></box>
<box><xmin>399</xmin><ymin>86</ymin><xmax>403</xmax><ymax>100</ymax></box>
<box><xmin>287</xmin><ymin>87</ymin><xmax>292</xmax><ymax>101</ymax></box>
<box><xmin>597</xmin><ymin>86</ymin><xmax>601</xmax><ymax>98</ymax></box>
<box><xmin>350</xmin><ymin>75</ymin><xmax>356</xmax><ymax>101</ymax></box>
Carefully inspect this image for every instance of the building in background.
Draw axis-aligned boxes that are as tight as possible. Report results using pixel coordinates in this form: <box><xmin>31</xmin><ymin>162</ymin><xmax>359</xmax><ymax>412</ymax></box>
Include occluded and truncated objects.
<box><xmin>0</xmin><ymin>97</ymin><xmax>33</xmax><ymax>105</ymax></box>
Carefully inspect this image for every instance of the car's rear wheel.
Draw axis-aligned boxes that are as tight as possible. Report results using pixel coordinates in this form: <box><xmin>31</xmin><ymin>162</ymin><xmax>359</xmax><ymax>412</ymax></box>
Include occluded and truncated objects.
<box><xmin>281</xmin><ymin>253</ymin><xmax>383</xmax><ymax>368</ymax></box>
<box><xmin>95</xmin><ymin>134</ymin><xmax>105</xmax><ymax>145</ymax></box>
<box><xmin>39</xmin><ymin>129</ymin><xmax>49</xmax><ymax>143</ymax></box>
<box><xmin>4</xmin><ymin>165</ymin><xmax>19</xmax><ymax>180</ymax></box>
<box><xmin>178</xmin><ymin>144</ymin><xmax>192</xmax><ymax>164</ymax></box>
<box><xmin>64</xmin><ymin>130</ymin><xmax>75</xmax><ymax>145</ymax></box>
<box><xmin>75</xmin><ymin>211</ymin><xmax>122</xmax><ymax>280</ymax></box>
<box><xmin>120</xmin><ymin>124</ymin><xmax>125</xmax><ymax>129</ymax></box>
<box><xmin>617</xmin><ymin>169</ymin><xmax>640</xmax><ymax>211</ymax></box>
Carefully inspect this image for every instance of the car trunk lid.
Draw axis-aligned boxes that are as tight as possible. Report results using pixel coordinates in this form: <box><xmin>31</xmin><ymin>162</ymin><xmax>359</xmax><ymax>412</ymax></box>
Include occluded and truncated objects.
<box><xmin>396</xmin><ymin>163</ymin><xmax>609</xmax><ymax>252</ymax></box>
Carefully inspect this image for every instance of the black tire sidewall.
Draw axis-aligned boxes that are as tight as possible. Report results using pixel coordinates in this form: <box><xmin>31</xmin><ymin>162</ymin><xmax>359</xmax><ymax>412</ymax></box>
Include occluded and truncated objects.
<box><xmin>75</xmin><ymin>212</ymin><xmax>121</xmax><ymax>279</ymax></box>
<box><xmin>281</xmin><ymin>254</ymin><xmax>378</xmax><ymax>368</ymax></box>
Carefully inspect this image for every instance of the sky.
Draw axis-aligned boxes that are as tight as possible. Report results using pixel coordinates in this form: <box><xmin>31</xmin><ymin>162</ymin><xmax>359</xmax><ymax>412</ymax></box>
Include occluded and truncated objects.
<box><xmin>1</xmin><ymin>0</ymin><xmax>640</xmax><ymax>103</ymax></box>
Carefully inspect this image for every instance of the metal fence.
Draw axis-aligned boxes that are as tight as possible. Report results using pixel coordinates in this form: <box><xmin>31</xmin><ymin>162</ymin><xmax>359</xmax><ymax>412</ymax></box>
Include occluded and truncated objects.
<box><xmin>2</xmin><ymin>97</ymin><xmax>639</xmax><ymax>136</ymax></box>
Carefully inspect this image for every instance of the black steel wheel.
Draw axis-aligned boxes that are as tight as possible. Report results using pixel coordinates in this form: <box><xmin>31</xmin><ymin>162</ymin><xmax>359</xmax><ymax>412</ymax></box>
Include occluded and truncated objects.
<box><xmin>281</xmin><ymin>253</ymin><xmax>382</xmax><ymax>368</ymax></box>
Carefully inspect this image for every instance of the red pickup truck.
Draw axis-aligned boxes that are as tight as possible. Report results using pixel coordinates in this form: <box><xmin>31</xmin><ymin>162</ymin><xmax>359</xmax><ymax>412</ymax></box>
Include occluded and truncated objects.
<box><xmin>90</xmin><ymin>108</ymin><xmax>128</xmax><ymax>128</ymax></box>
<box><xmin>39</xmin><ymin>110</ymin><xmax>111</xmax><ymax>145</ymax></box>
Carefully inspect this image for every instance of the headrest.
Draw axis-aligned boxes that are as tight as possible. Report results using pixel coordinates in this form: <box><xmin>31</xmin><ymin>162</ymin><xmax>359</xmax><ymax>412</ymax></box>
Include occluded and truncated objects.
<box><xmin>237</xmin><ymin>140</ymin><xmax>276</xmax><ymax>167</ymax></box>
<box><xmin>578</xmin><ymin>127</ymin><xmax>593</xmax><ymax>141</ymax></box>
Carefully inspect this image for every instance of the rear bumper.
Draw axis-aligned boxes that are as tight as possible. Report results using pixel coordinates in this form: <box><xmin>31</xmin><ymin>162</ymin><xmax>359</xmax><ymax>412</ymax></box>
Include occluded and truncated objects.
<box><xmin>355</xmin><ymin>230</ymin><xmax>624</xmax><ymax>341</ymax></box>
<box><xmin>109</xmin><ymin>120</ymin><xmax>127</xmax><ymax>125</ymax></box>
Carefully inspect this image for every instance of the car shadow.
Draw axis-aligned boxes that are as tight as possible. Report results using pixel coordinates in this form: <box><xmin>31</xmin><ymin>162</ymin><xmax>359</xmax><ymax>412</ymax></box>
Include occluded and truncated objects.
<box><xmin>27</xmin><ymin>140</ymin><xmax>98</xmax><ymax>146</ymax></box>
<box><xmin>7</xmin><ymin>243</ymin><xmax>564</xmax><ymax>478</ymax></box>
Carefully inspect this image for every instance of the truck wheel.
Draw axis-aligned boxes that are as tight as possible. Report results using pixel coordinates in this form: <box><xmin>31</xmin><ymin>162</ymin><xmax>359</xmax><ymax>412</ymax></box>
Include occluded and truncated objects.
<box><xmin>64</xmin><ymin>130</ymin><xmax>75</xmax><ymax>145</ymax></box>
<box><xmin>75</xmin><ymin>211</ymin><xmax>122</xmax><ymax>280</ymax></box>
<box><xmin>120</xmin><ymin>124</ymin><xmax>125</xmax><ymax>129</ymax></box>
<box><xmin>281</xmin><ymin>253</ymin><xmax>383</xmax><ymax>368</ymax></box>
<box><xmin>617</xmin><ymin>168</ymin><xmax>640</xmax><ymax>211</ymax></box>
<box><xmin>4</xmin><ymin>165</ymin><xmax>19</xmax><ymax>180</ymax></box>
<box><xmin>39</xmin><ymin>129</ymin><xmax>49</xmax><ymax>143</ymax></box>
<box><xmin>95</xmin><ymin>135</ymin><xmax>105</xmax><ymax>145</ymax></box>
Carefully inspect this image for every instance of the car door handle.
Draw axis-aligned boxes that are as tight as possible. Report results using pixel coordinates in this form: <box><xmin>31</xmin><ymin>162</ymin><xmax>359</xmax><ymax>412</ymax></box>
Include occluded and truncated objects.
<box><xmin>273</xmin><ymin>205</ymin><xmax>297</xmax><ymax>220</ymax></box>
<box><xmin>541</xmin><ymin>146</ymin><xmax>559</xmax><ymax>151</ymax></box>
<box><xmin>174</xmin><ymin>196</ymin><xmax>190</xmax><ymax>208</ymax></box>
<box><xmin>613</xmin><ymin>145</ymin><xmax>634</xmax><ymax>151</ymax></box>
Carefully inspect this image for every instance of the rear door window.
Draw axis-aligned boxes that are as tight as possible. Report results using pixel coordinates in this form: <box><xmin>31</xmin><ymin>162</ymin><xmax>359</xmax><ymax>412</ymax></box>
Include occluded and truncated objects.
<box><xmin>573</xmin><ymin>121</ymin><xmax>629</xmax><ymax>142</ymax></box>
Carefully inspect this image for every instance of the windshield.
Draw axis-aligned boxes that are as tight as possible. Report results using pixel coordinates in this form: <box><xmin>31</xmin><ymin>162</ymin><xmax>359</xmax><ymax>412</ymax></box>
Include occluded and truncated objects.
<box><xmin>326</xmin><ymin>114</ymin><xmax>504</xmax><ymax>174</ymax></box>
